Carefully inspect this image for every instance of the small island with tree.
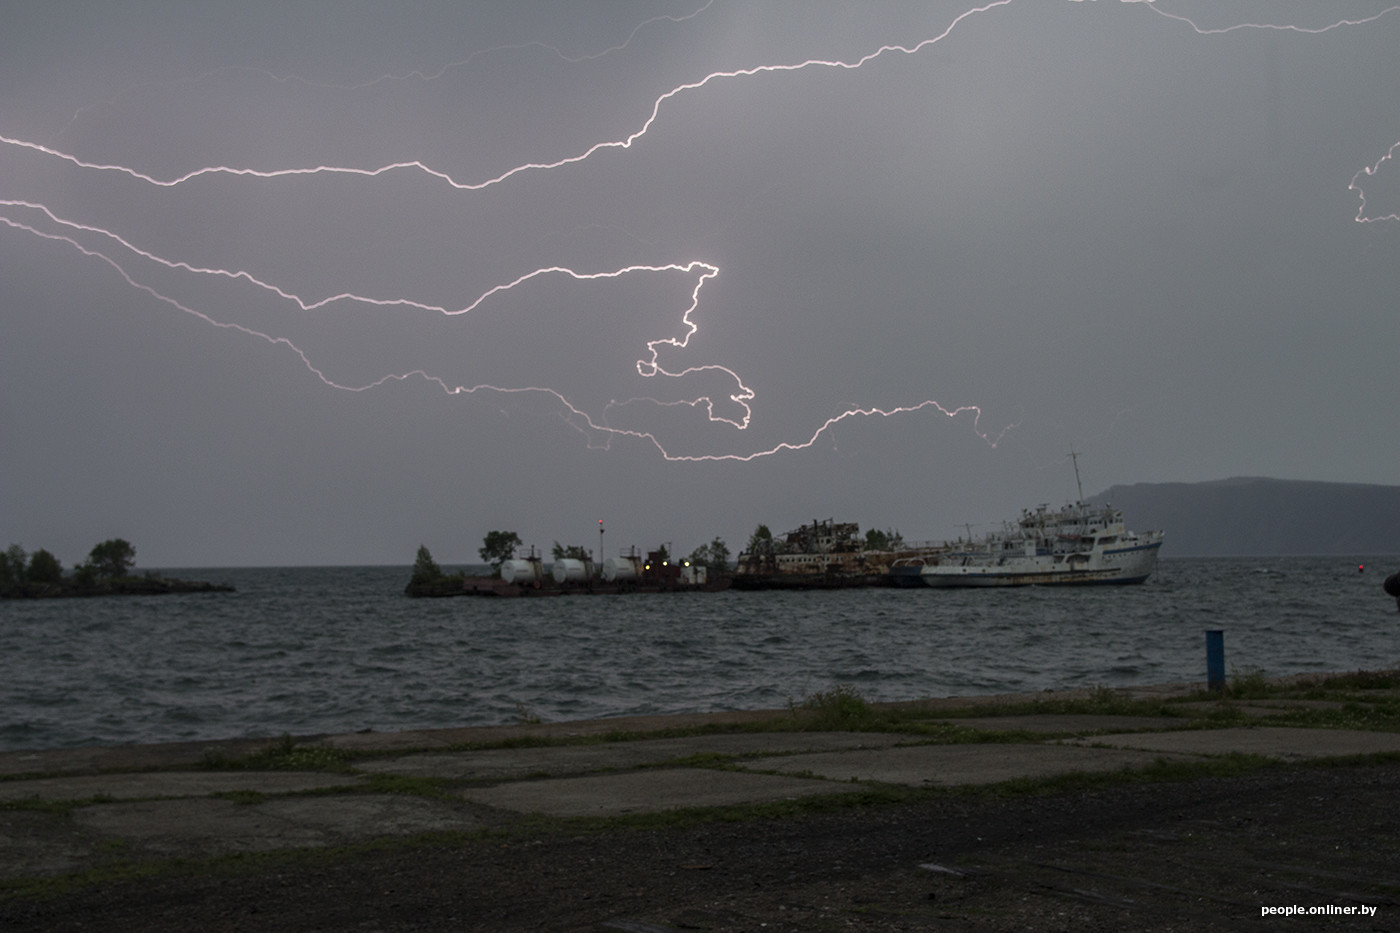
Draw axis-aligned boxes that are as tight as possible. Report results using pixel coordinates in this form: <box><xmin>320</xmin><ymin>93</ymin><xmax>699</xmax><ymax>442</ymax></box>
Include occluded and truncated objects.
<box><xmin>404</xmin><ymin>530</ymin><xmax>528</xmax><ymax>597</ymax></box>
<box><xmin>403</xmin><ymin>544</ymin><xmax>469</xmax><ymax>597</ymax></box>
<box><xmin>0</xmin><ymin>538</ymin><xmax>234</xmax><ymax>599</ymax></box>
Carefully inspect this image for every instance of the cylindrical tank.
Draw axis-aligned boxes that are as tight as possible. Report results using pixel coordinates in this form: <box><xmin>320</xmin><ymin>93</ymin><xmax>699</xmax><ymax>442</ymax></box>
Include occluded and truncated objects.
<box><xmin>601</xmin><ymin>556</ymin><xmax>640</xmax><ymax>582</ymax></box>
<box><xmin>552</xmin><ymin>558</ymin><xmax>589</xmax><ymax>584</ymax></box>
<box><xmin>499</xmin><ymin>559</ymin><xmax>540</xmax><ymax>584</ymax></box>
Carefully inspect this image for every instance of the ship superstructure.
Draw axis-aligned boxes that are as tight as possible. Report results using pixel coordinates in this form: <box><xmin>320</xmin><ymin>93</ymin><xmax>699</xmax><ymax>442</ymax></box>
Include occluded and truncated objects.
<box><xmin>916</xmin><ymin>500</ymin><xmax>1163</xmax><ymax>587</ymax></box>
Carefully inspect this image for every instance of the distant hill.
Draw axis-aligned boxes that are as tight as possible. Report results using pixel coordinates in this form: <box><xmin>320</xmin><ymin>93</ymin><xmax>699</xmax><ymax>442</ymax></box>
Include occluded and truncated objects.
<box><xmin>1088</xmin><ymin>477</ymin><xmax>1400</xmax><ymax>557</ymax></box>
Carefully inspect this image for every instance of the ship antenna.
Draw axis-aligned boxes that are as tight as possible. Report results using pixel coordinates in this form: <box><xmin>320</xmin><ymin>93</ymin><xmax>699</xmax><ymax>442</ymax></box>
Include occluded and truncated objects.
<box><xmin>1070</xmin><ymin>449</ymin><xmax>1084</xmax><ymax>504</ymax></box>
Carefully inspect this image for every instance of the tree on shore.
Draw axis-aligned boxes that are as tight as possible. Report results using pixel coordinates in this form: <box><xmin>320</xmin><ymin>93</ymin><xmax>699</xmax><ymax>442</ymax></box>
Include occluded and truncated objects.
<box><xmin>479</xmin><ymin>531</ymin><xmax>522</xmax><ymax>577</ymax></box>
<box><xmin>86</xmin><ymin>538</ymin><xmax>136</xmax><ymax>579</ymax></box>
<box><xmin>0</xmin><ymin>545</ymin><xmax>28</xmax><ymax>589</ymax></box>
<box><xmin>551</xmin><ymin>541</ymin><xmax>589</xmax><ymax>561</ymax></box>
<box><xmin>745</xmin><ymin>524</ymin><xmax>773</xmax><ymax>554</ymax></box>
<box><xmin>687</xmin><ymin>537</ymin><xmax>731</xmax><ymax>576</ymax></box>
<box><xmin>27</xmin><ymin>548</ymin><xmax>63</xmax><ymax>584</ymax></box>
<box><xmin>411</xmin><ymin>545</ymin><xmax>444</xmax><ymax>585</ymax></box>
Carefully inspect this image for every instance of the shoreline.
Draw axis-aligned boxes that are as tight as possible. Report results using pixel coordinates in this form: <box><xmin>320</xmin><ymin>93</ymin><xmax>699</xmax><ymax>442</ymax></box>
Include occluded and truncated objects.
<box><xmin>3</xmin><ymin>669</ymin><xmax>1398</xmax><ymax>930</ymax></box>
<box><xmin>0</xmin><ymin>575</ymin><xmax>234</xmax><ymax>600</ymax></box>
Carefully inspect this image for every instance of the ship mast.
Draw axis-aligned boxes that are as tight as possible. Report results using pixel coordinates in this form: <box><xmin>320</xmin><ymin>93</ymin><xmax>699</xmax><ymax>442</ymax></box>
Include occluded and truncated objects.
<box><xmin>1070</xmin><ymin>449</ymin><xmax>1085</xmax><ymax>505</ymax></box>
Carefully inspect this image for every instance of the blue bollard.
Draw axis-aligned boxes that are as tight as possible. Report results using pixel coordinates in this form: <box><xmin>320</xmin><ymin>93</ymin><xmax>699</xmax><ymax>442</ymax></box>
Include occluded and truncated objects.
<box><xmin>1206</xmin><ymin>630</ymin><xmax>1225</xmax><ymax>692</ymax></box>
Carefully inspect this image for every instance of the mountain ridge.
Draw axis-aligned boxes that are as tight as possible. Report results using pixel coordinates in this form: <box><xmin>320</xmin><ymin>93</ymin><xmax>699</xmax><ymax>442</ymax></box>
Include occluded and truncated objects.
<box><xmin>1088</xmin><ymin>477</ymin><xmax>1400</xmax><ymax>557</ymax></box>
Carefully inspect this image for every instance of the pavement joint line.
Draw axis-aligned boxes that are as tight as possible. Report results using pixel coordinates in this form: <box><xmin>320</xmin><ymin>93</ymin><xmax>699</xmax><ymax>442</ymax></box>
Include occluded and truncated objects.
<box><xmin>0</xmin><ymin>675</ymin><xmax>1394</xmax><ymax>879</ymax></box>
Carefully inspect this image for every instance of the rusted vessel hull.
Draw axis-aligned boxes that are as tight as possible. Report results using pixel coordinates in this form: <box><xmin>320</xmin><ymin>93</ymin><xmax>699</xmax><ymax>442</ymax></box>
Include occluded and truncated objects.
<box><xmin>728</xmin><ymin>573</ymin><xmax>887</xmax><ymax>591</ymax></box>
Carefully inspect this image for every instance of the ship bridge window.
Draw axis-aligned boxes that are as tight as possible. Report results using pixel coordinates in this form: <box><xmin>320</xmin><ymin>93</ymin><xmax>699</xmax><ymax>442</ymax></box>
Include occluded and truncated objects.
<box><xmin>1098</xmin><ymin>535</ymin><xmax>1117</xmax><ymax>546</ymax></box>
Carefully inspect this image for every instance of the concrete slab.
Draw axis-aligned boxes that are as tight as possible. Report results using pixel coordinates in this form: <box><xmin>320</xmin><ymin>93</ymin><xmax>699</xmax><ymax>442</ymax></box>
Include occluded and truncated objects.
<box><xmin>0</xmin><ymin>737</ymin><xmax>296</xmax><ymax>778</ymax></box>
<box><xmin>1237</xmin><ymin>699</ymin><xmax>1351</xmax><ymax>710</ymax></box>
<box><xmin>742</xmin><ymin>744</ymin><xmax>1186</xmax><ymax>787</ymax></box>
<box><xmin>1068</xmin><ymin>727</ymin><xmax>1400</xmax><ymax>760</ymax></box>
<box><xmin>1172</xmin><ymin>702</ymin><xmax>1293</xmax><ymax>718</ymax></box>
<box><xmin>1172</xmin><ymin>699</ymin><xmax>1356</xmax><ymax>718</ymax></box>
<box><xmin>0</xmin><ymin>771</ymin><xmax>363</xmax><ymax>802</ymax></box>
<box><xmin>459</xmin><ymin>767</ymin><xmax>860</xmax><ymax>818</ymax></box>
<box><xmin>0</xmin><ymin>810</ymin><xmax>104</xmax><ymax>877</ymax></box>
<box><xmin>73</xmin><ymin>795</ymin><xmax>483</xmax><ymax>858</ymax></box>
<box><xmin>928</xmin><ymin>715</ymin><xmax>1184</xmax><ymax>734</ymax></box>
<box><xmin>357</xmin><ymin>732</ymin><xmax>907</xmax><ymax>781</ymax></box>
<box><xmin>319</xmin><ymin>709</ymin><xmax>791</xmax><ymax>753</ymax></box>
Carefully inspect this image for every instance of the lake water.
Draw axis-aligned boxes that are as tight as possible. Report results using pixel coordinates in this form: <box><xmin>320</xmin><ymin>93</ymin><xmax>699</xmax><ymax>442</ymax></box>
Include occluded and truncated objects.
<box><xmin>2</xmin><ymin>557</ymin><xmax>1397</xmax><ymax>751</ymax></box>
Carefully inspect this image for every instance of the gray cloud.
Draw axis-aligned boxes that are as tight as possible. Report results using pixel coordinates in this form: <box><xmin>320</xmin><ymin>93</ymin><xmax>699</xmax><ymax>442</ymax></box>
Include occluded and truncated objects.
<box><xmin>3</xmin><ymin>1</ymin><xmax>1398</xmax><ymax>567</ymax></box>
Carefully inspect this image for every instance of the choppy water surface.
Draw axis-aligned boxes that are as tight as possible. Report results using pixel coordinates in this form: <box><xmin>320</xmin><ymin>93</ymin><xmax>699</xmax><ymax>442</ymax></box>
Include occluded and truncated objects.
<box><xmin>1</xmin><ymin>557</ymin><xmax>1396</xmax><ymax>750</ymax></box>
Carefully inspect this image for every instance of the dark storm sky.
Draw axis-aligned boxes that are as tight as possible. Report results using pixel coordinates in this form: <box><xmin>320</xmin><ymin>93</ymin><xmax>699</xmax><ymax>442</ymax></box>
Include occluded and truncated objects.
<box><xmin>3</xmin><ymin>1</ymin><xmax>1398</xmax><ymax>567</ymax></box>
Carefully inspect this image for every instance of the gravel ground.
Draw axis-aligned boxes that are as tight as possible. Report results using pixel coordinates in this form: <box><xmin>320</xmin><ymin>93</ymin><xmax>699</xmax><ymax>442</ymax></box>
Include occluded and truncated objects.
<box><xmin>5</xmin><ymin>761</ymin><xmax>1399</xmax><ymax>931</ymax></box>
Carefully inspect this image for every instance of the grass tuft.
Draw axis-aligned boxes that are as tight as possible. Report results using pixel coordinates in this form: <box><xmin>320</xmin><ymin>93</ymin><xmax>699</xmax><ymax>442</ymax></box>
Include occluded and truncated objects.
<box><xmin>199</xmin><ymin>734</ymin><xmax>351</xmax><ymax>772</ymax></box>
<box><xmin>1314</xmin><ymin>669</ymin><xmax>1400</xmax><ymax>691</ymax></box>
<box><xmin>792</xmin><ymin>684</ymin><xmax>879</xmax><ymax>731</ymax></box>
<box><xmin>1225</xmin><ymin>666</ymin><xmax>1271</xmax><ymax>700</ymax></box>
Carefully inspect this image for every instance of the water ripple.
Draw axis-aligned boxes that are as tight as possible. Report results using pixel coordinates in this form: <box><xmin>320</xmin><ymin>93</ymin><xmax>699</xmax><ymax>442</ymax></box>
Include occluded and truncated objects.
<box><xmin>1</xmin><ymin>557</ymin><xmax>1397</xmax><ymax>749</ymax></box>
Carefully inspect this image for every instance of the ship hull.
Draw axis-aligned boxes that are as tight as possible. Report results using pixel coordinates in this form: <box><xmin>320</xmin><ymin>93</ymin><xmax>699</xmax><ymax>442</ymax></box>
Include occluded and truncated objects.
<box><xmin>886</xmin><ymin>564</ymin><xmax>928</xmax><ymax>588</ymax></box>
<box><xmin>729</xmin><ymin>573</ymin><xmax>885</xmax><ymax>591</ymax></box>
<box><xmin>920</xmin><ymin>540</ymin><xmax>1162</xmax><ymax>588</ymax></box>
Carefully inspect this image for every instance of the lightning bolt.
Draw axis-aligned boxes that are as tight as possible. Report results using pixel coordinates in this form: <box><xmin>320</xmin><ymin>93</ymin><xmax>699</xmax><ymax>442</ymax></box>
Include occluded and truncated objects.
<box><xmin>4</xmin><ymin>198</ymin><xmax>1004</xmax><ymax>459</ymax></box>
<box><xmin>3</xmin><ymin>0</ymin><xmax>1395</xmax><ymax>464</ymax></box>
<box><xmin>1</xmin><ymin>1</ymin><xmax>1023</xmax><ymax>193</ymax></box>
<box><xmin>1135</xmin><ymin>2</ymin><xmax>1400</xmax><ymax>227</ymax></box>
<box><xmin>1350</xmin><ymin>140</ymin><xmax>1400</xmax><ymax>223</ymax></box>
<box><xmin>1141</xmin><ymin>3</ymin><xmax>1400</xmax><ymax>37</ymax></box>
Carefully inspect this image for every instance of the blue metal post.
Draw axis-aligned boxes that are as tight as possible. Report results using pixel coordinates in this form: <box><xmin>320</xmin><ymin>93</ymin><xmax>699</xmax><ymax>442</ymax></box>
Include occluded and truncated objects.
<box><xmin>1206</xmin><ymin>630</ymin><xmax>1225</xmax><ymax>692</ymax></box>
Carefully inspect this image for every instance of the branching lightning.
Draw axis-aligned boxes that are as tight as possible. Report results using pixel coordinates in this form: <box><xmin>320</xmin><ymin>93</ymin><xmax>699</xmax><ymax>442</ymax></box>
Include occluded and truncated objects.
<box><xmin>2</xmin><ymin>0</ymin><xmax>1396</xmax><ymax>463</ymax></box>
<box><xmin>1091</xmin><ymin>3</ymin><xmax>1400</xmax><ymax>235</ymax></box>
<box><xmin>1137</xmin><ymin>1</ymin><xmax>1400</xmax><ymax>226</ymax></box>
<box><xmin>4</xmin><ymin>1</ymin><xmax>1018</xmax><ymax>193</ymax></box>
<box><xmin>1350</xmin><ymin>140</ymin><xmax>1400</xmax><ymax>223</ymax></box>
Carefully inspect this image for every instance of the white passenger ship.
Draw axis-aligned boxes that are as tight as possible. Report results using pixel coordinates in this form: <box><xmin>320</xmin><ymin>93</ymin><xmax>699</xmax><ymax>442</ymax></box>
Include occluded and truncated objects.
<box><xmin>917</xmin><ymin>502</ymin><xmax>1163</xmax><ymax>587</ymax></box>
<box><xmin>916</xmin><ymin>456</ymin><xmax>1164</xmax><ymax>587</ymax></box>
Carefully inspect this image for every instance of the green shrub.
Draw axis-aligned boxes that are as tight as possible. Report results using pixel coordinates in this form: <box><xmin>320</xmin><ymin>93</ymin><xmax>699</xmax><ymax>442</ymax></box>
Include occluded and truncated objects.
<box><xmin>796</xmin><ymin>684</ymin><xmax>876</xmax><ymax>730</ymax></box>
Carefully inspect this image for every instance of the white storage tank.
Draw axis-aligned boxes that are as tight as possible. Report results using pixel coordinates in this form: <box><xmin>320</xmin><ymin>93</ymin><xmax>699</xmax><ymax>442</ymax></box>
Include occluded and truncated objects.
<box><xmin>552</xmin><ymin>558</ymin><xmax>589</xmax><ymax>584</ymax></box>
<box><xmin>601</xmin><ymin>555</ymin><xmax>640</xmax><ymax>582</ymax></box>
<box><xmin>499</xmin><ymin>559</ymin><xmax>540</xmax><ymax>584</ymax></box>
<box><xmin>681</xmin><ymin>563</ymin><xmax>708</xmax><ymax>585</ymax></box>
